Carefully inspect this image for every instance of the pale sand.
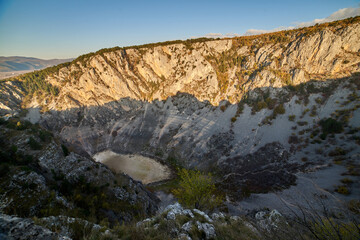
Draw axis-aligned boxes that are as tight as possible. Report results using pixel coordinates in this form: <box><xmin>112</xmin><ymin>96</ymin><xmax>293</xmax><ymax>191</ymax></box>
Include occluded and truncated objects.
<box><xmin>93</xmin><ymin>150</ymin><xmax>171</xmax><ymax>184</ymax></box>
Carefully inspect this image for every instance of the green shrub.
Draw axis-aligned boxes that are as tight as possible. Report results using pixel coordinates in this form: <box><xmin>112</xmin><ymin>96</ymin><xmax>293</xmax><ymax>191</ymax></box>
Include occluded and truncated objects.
<box><xmin>341</xmin><ymin>178</ymin><xmax>353</xmax><ymax>184</ymax></box>
<box><xmin>68</xmin><ymin>219</ymin><xmax>98</xmax><ymax>240</ymax></box>
<box><xmin>297</xmin><ymin>121</ymin><xmax>308</xmax><ymax>126</ymax></box>
<box><xmin>346</xmin><ymin>164</ymin><xmax>360</xmax><ymax>176</ymax></box>
<box><xmin>315</xmin><ymin>97</ymin><xmax>324</xmax><ymax>104</ymax></box>
<box><xmin>335</xmin><ymin>185</ymin><xmax>350</xmax><ymax>195</ymax></box>
<box><xmin>254</xmin><ymin>101</ymin><xmax>267</xmax><ymax>112</ymax></box>
<box><xmin>231</xmin><ymin>117</ymin><xmax>237</xmax><ymax>123</ymax></box>
<box><xmin>172</xmin><ymin>168</ymin><xmax>223</xmax><ymax>210</ymax></box>
<box><xmin>328</xmin><ymin>147</ymin><xmax>346</xmax><ymax>156</ymax></box>
<box><xmin>220</xmin><ymin>105</ymin><xmax>227</xmax><ymax>112</ymax></box>
<box><xmin>302</xmin><ymin>108</ymin><xmax>310</xmax><ymax>115</ymax></box>
<box><xmin>265</xmin><ymin>97</ymin><xmax>277</xmax><ymax>109</ymax></box>
<box><xmin>309</xmin><ymin>106</ymin><xmax>317</xmax><ymax>117</ymax></box>
<box><xmin>333</xmin><ymin>158</ymin><xmax>343</xmax><ymax>165</ymax></box>
<box><xmin>288</xmin><ymin>115</ymin><xmax>295</xmax><ymax>121</ymax></box>
<box><xmin>214</xmin><ymin>220</ymin><xmax>260</xmax><ymax>240</ymax></box>
<box><xmin>298</xmin><ymin>130</ymin><xmax>305</xmax><ymax>135</ymax></box>
<box><xmin>347</xmin><ymin>199</ymin><xmax>360</xmax><ymax>214</ymax></box>
<box><xmin>235</xmin><ymin>103</ymin><xmax>244</xmax><ymax>116</ymax></box>
<box><xmin>274</xmin><ymin>104</ymin><xmax>285</xmax><ymax>115</ymax></box>
<box><xmin>312</xmin><ymin>218</ymin><xmax>359</xmax><ymax>239</ymax></box>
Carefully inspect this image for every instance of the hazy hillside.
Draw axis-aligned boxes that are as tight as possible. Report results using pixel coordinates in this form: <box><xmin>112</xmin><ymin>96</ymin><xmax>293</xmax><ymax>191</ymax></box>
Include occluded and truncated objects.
<box><xmin>0</xmin><ymin>56</ymin><xmax>73</xmax><ymax>80</ymax></box>
<box><xmin>0</xmin><ymin>56</ymin><xmax>73</xmax><ymax>72</ymax></box>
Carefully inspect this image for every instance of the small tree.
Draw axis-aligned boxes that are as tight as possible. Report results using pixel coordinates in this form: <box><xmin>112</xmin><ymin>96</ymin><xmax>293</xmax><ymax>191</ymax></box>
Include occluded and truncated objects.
<box><xmin>172</xmin><ymin>168</ymin><xmax>222</xmax><ymax>210</ymax></box>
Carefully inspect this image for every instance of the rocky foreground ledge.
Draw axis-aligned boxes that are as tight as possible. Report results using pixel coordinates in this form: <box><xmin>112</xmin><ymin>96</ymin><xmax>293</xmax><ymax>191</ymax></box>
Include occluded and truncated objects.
<box><xmin>135</xmin><ymin>202</ymin><xmax>284</xmax><ymax>240</ymax></box>
<box><xmin>0</xmin><ymin>202</ymin><xmax>285</xmax><ymax>240</ymax></box>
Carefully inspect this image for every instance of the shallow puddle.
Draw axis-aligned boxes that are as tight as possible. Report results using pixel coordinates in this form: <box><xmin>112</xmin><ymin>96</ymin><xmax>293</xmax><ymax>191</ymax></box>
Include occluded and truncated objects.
<box><xmin>93</xmin><ymin>150</ymin><xmax>171</xmax><ymax>184</ymax></box>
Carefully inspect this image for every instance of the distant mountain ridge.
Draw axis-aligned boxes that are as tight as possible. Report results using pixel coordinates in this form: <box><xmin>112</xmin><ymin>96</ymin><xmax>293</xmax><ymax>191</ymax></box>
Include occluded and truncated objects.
<box><xmin>0</xmin><ymin>56</ymin><xmax>73</xmax><ymax>72</ymax></box>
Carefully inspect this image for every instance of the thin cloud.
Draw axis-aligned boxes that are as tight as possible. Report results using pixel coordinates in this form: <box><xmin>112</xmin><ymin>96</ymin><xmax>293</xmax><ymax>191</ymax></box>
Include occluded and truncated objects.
<box><xmin>243</xmin><ymin>26</ymin><xmax>294</xmax><ymax>36</ymax></box>
<box><xmin>202</xmin><ymin>33</ymin><xmax>241</xmax><ymax>39</ymax></box>
<box><xmin>203</xmin><ymin>7</ymin><xmax>360</xmax><ymax>38</ymax></box>
<box><xmin>295</xmin><ymin>7</ymin><xmax>360</xmax><ymax>27</ymax></box>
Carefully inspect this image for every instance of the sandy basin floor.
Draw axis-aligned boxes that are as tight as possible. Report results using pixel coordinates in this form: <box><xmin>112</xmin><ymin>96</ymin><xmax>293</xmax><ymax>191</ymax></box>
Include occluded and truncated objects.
<box><xmin>93</xmin><ymin>150</ymin><xmax>171</xmax><ymax>184</ymax></box>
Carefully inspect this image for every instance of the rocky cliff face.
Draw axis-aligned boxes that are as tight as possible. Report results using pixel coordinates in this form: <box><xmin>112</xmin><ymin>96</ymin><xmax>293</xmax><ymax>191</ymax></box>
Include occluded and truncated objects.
<box><xmin>2</xmin><ymin>18</ymin><xmax>359</xmax><ymax>113</ymax></box>
<box><xmin>39</xmin><ymin>20</ymin><xmax>360</xmax><ymax>109</ymax></box>
<box><xmin>0</xmin><ymin>81</ymin><xmax>24</xmax><ymax>114</ymax></box>
<box><xmin>0</xmin><ymin>17</ymin><xmax>360</xmax><ymax>197</ymax></box>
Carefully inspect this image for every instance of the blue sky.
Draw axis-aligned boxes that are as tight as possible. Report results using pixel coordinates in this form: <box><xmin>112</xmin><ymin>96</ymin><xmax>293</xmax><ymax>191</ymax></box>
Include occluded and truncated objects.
<box><xmin>0</xmin><ymin>0</ymin><xmax>359</xmax><ymax>59</ymax></box>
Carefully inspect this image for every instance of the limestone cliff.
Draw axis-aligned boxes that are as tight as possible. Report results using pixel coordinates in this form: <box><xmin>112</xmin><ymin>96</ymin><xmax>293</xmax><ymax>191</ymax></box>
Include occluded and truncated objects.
<box><xmin>1</xmin><ymin>17</ymin><xmax>359</xmax><ymax>113</ymax></box>
<box><xmin>45</xmin><ymin>19</ymin><xmax>360</xmax><ymax>109</ymax></box>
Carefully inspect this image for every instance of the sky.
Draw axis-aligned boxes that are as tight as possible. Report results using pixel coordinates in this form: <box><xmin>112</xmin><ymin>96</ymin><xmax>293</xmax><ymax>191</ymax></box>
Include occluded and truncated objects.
<box><xmin>0</xmin><ymin>0</ymin><xmax>359</xmax><ymax>59</ymax></box>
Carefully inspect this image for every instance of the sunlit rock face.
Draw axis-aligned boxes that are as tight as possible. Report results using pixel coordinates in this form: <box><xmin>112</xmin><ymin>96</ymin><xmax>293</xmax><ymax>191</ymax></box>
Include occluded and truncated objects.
<box><xmin>1</xmin><ymin>20</ymin><xmax>357</xmax><ymax>113</ymax></box>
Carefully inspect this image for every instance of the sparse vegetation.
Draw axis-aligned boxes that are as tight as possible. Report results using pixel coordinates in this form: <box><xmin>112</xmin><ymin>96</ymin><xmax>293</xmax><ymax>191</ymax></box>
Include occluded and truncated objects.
<box><xmin>297</xmin><ymin>121</ymin><xmax>308</xmax><ymax>126</ymax></box>
<box><xmin>329</xmin><ymin>147</ymin><xmax>346</xmax><ymax>156</ymax></box>
<box><xmin>315</xmin><ymin>97</ymin><xmax>324</xmax><ymax>104</ymax></box>
<box><xmin>345</xmin><ymin>164</ymin><xmax>360</xmax><ymax>176</ymax></box>
<box><xmin>220</xmin><ymin>105</ymin><xmax>227</xmax><ymax>112</ymax></box>
<box><xmin>341</xmin><ymin>178</ymin><xmax>353</xmax><ymax>184</ymax></box>
<box><xmin>302</xmin><ymin>108</ymin><xmax>310</xmax><ymax>116</ymax></box>
<box><xmin>335</xmin><ymin>185</ymin><xmax>350</xmax><ymax>195</ymax></box>
<box><xmin>253</xmin><ymin>101</ymin><xmax>267</xmax><ymax>112</ymax></box>
<box><xmin>309</xmin><ymin>105</ymin><xmax>317</xmax><ymax>117</ymax></box>
<box><xmin>347</xmin><ymin>199</ymin><xmax>360</xmax><ymax>214</ymax></box>
<box><xmin>273</xmin><ymin>104</ymin><xmax>285</xmax><ymax>115</ymax></box>
<box><xmin>265</xmin><ymin>97</ymin><xmax>277</xmax><ymax>110</ymax></box>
